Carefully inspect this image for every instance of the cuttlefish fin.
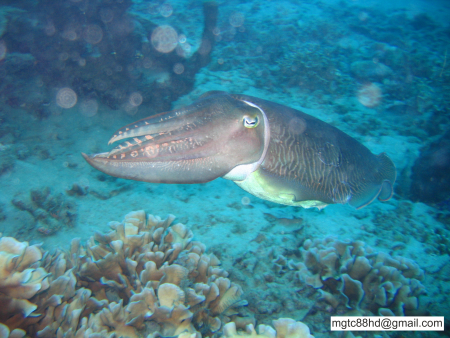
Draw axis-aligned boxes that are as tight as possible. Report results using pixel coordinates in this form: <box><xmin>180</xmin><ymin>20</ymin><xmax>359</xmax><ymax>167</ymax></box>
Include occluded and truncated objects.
<box><xmin>349</xmin><ymin>152</ymin><xmax>396</xmax><ymax>209</ymax></box>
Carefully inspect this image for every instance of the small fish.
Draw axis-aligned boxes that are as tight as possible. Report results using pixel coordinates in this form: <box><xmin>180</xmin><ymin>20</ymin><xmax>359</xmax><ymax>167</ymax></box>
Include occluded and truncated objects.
<box><xmin>263</xmin><ymin>213</ymin><xmax>303</xmax><ymax>226</ymax></box>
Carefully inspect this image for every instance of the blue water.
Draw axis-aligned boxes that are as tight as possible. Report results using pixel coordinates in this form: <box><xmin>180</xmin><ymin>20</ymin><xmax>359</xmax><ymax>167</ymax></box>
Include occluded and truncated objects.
<box><xmin>0</xmin><ymin>0</ymin><xmax>449</xmax><ymax>337</ymax></box>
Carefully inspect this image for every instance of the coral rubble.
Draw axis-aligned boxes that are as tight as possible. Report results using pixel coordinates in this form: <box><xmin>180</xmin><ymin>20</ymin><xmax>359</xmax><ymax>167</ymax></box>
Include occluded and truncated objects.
<box><xmin>11</xmin><ymin>187</ymin><xmax>77</xmax><ymax>236</ymax></box>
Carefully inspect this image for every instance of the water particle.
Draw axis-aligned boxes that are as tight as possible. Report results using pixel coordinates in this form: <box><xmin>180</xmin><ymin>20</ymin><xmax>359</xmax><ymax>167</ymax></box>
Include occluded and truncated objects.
<box><xmin>100</xmin><ymin>8</ymin><xmax>114</xmax><ymax>23</ymax></box>
<box><xmin>143</xmin><ymin>57</ymin><xmax>153</xmax><ymax>68</ymax></box>
<box><xmin>359</xmin><ymin>11</ymin><xmax>369</xmax><ymax>21</ymax></box>
<box><xmin>176</xmin><ymin>43</ymin><xmax>192</xmax><ymax>58</ymax></box>
<box><xmin>71</xmin><ymin>51</ymin><xmax>80</xmax><ymax>62</ymax></box>
<box><xmin>241</xmin><ymin>196</ymin><xmax>251</xmax><ymax>206</ymax></box>
<box><xmin>129</xmin><ymin>92</ymin><xmax>143</xmax><ymax>107</ymax></box>
<box><xmin>56</xmin><ymin>88</ymin><xmax>77</xmax><ymax>108</ymax></box>
<box><xmin>288</xmin><ymin>117</ymin><xmax>307</xmax><ymax>135</ymax></box>
<box><xmin>151</xmin><ymin>25</ymin><xmax>178</xmax><ymax>53</ymax></box>
<box><xmin>79</xmin><ymin>99</ymin><xmax>98</xmax><ymax>117</ymax></box>
<box><xmin>49</xmin><ymin>103</ymin><xmax>62</xmax><ymax>116</ymax></box>
<box><xmin>173</xmin><ymin>63</ymin><xmax>184</xmax><ymax>74</ymax></box>
<box><xmin>124</xmin><ymin>102</ymin><xmax>138</xmax><ymax>116</ymax></box>
<box><xmin>147</xmin><ymin>3</ymin><xmax>160</xmax><ymax>15</ymax></box>
<box><xmin>95</xmin><ymin>80</ymin><xmax>108</xmax><ymax>91</ymax></box>
<box><xmin>62</xmin><ymin>29</ymin><xmax>77</xmax><ymax>41</ymax></box>
<box><xmin>229</xmin><ymin>12</ymin><xmax>245</xmax><ymax>28</ymax></box>
<box><xmin>59</xmin><ymin>52</ymin><xmax>69</xmax><ymax>61</ymax></box>
<box><xmin>83</xmin><ymin>24</ymin><xmax>103</xmax><ymax>44</ymax></box>
<box><xmin>357</xmin><ymin>83</ymin><xmax>382</xmax><ymax>108</ymax></box>
<box><xmin>79</xmin><ymin>177</ymin><xmax>90</xmax><ymax>188</ymax></box>
<box><xmin>44</xmin><ymin>21</ymin><xmax>56</xmax><ymax>36</ymax></box>
<box><xmin>160</xmin><ymin>3</ymin><xmax>173</xmax><ymax>17</ymax></box>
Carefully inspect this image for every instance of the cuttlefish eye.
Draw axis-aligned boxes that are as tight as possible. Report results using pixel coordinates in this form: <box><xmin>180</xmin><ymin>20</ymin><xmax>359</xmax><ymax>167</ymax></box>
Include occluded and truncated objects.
<box><xmin>243</xmin><ymin>115</ymin><xmax>259</xmax><ymax>128</ymax></box>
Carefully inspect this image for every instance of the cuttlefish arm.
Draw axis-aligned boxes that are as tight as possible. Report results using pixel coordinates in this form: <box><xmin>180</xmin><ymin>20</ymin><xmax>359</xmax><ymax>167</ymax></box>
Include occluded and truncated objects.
<box><xmin>82</xmin><ymin>92</ymin><xmax>269</xmax><ymax>184</ymax></box>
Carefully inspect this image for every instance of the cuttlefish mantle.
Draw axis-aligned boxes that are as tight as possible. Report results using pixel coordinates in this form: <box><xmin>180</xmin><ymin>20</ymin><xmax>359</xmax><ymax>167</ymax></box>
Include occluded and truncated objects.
<box><xmin>83</xmin><ymin>91</ymin><xmax>396</xmax><ymax>209</ymax></box>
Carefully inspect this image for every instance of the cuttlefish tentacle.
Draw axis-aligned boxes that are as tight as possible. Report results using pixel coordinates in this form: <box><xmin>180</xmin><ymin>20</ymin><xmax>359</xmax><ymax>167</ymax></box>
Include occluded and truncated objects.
<box><xmin>83</xmin><ymin>92</ymin><xmax>266</xmax><ymax>184</ymax></box>
<box><xmin>83</xmin><ymin>91</ymin><xmax>396</xmax><ymax>209</ymax></box>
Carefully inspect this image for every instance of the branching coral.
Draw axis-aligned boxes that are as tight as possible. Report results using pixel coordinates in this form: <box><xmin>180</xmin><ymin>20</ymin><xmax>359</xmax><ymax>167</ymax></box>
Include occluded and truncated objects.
<box><xmin>223</xmin><ymin>318</ymin><xmax>314</xmax><ymax>338</ymax></box>
<box><xmin>0</xmin><ymin>323</ymin><xmax>25</xmax><ymax>338</ymax></box>
<box><xmin>0</xmin><ymin>210</ymin><xmax>253</xmax><ymax>337</ymax></box>
<box><xmin>288</xmin><ymin>237</ymin><xmax>425</xmax><ymax>316</ymax></box>
<box><xmin>0</xmin><ymin>236</ymin><xmax>50</xmax><ymax>329</ymax></box>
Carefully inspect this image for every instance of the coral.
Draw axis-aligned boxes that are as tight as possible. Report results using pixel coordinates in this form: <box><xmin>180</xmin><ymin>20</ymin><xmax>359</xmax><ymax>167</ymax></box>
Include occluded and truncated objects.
<box><xmin>288</xmin><ymin>237</ymin><xmax>425</xmax><ymax>316</ymax></box>
<box><xmin>223</xmin><ymin>318</ymin><xmax>314</xmax><ymax>338</ymax></box>
<box><xmin>275</xmin><ymin>40</ymin><xmax>352</xmax><ymax>96</ymax></box>
<box><xmin>0</xmin><ymin>142</ymin><xmax>15</xmax><ymax>175</ymax></box>
<box><xmin>0</xmin><ymin>210</ymin><xmax>252</xmax><ymax>338</ymax></box>
<box><xmin>350</xmin><ymin>60</ymin><xmax>393</xmax><ymax>81</ymax></box>
<box><xmin>11</xmin><ymin>187</ymin><xmax>77</xmax><ymax>236</ymax></box>
<box><xmin>0</xmin><ymin>323</ymin><xmax>25</xmax><ymax>338</ymax></box>
<box><xmin>0</xmin><ymin>6</ymin><xmax>24</xmax><ymax>37</ymax></box>
<box><xmin>409</xmin><ymin>129</ymin><xmax>450</xmax><ymax>204</ymax></box>
<box><xmin>0</xmin><ymin>236</ymin><xmax>50</xmax><ymax>328</ymax></box>
<box><xmin>0</xmin><ymin>1</ymin><xmax>217</xmax><ymax>115</ymax></box>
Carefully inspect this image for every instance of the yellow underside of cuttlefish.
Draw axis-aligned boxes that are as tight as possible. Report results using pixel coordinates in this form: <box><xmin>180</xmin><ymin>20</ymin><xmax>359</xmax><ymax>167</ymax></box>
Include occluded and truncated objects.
<box><xmin>234</xmin><ymin>169</ymin><xmax>328</xmax><ymax>210</ymax></box>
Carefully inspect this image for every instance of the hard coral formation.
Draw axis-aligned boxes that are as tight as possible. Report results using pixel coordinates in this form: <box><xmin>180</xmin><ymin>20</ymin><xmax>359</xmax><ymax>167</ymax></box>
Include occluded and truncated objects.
<box><xmin>223</xmin><ymin>318</ymin><xmax>314</xmax><ymax>338</ymax></box>
<box><xmin>0</xmin><ymin>323</ymin><xmax>25</xmax><ymax>338</ymax></box>
<box><xmin>0</xmin><ymin>210</ymin><xmax>252</xmax><ymax>338</ymax></box>
<box><xmin>0</xmin><ymin>236</ymin><xmax>49</xmax><ymax>325</ymax></box>
<box><xmin>289</xmin><ymin>237</ymin><xmax>425</xmax><ymax>316</ymax></box>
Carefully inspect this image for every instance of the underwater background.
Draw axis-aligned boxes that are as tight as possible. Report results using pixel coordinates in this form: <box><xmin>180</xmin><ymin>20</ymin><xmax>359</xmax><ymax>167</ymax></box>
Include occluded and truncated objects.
<box><xmin>0</xmin><ymin>0</ymin><xmax>449</xmax><ymax>337</ymax></box>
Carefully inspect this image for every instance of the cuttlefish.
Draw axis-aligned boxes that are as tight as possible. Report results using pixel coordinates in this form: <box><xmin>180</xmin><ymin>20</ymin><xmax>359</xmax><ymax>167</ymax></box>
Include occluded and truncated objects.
<box><xmin>83</xmin><ymin>92</ymin><xmax>396</xmax><ymax>209</ymax></box>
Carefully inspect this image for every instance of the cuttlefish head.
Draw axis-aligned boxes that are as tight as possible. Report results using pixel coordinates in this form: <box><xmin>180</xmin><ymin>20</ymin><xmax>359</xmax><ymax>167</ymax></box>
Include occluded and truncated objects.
<box><xmin>82</xmin><ymin>92</ymin><xmax>269</xmax><ymax>183</ymax></box>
